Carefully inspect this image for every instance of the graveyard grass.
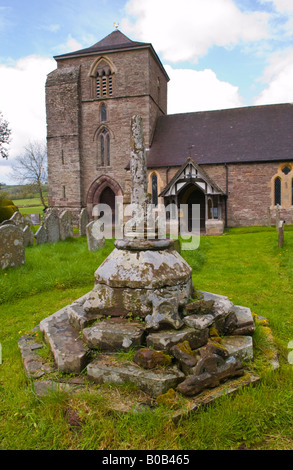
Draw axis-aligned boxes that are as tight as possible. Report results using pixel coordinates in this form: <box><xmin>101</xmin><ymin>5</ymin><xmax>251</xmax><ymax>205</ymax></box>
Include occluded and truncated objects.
<box><xmin>0</xmin><ymin>228</ymin><xmax>293</xmax><ymax>450</ymax></box>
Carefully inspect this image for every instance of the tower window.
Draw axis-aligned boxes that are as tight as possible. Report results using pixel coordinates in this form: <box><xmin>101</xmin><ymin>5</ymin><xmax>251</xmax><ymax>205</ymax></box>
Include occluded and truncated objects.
<box><xmin>99</xmin><ymin>129</ymin><xmax>110</xmax><ymax>166</ymax></box>
<box><xmin>96</xmin><ymin>68</ymin><xmax>113</xmax><ymax>98</ymax></box>
<box><xmin>101</xmin><ymin>103</ymin><xmax>107</xmax><ymax>121</ymax></box>
<box><xmin>152</xmin><ymin>173</ymin><xmax>158</xmax><ymax>207</ymax></box>
<box><xmin>274</xmin><ymin>177</ymin><xmax>281</xmax><ymax>205</ymax></box>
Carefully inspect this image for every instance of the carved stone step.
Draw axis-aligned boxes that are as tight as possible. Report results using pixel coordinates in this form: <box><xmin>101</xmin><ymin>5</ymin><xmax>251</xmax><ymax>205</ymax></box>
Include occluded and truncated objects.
<box><xmin>39</xmin><ymin>308</ymin><xmax>89</xmax><ymax>373</ymax></box>
<box><xmin>87</xmin><ymin>354</ymin><xmax>185</xmax><ymax>397</ymax></box>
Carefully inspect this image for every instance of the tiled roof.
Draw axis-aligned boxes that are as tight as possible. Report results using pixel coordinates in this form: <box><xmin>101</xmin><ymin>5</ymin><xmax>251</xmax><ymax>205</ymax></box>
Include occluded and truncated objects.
<box><xmin>147</xmin><ymin>103</ymin><xmax>293</xmax><ymax>167</ymax></box>
<box><xmin>54</xmin><ymin>30</ymin><xmax>149</xmax><ymax>59</ymax></box>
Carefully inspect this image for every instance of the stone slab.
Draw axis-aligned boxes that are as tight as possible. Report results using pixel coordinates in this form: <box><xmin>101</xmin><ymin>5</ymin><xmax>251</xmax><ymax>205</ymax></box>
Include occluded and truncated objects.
<box><xmin>83</xmin><ymin>318</ymin><xmax>146</xmax><ymax>351</ymax></box>
<box><xmin>172</xmin><ymin>372</ymin><xmax>260</xmax><ymax>424</ymax></box>
<box><xmin>87</xmin><ymin>354</ymin><xmax>185</xmax><ymax>397</ymax></box>
<box><xmin>18</xmin><ymin>334</ymin><xmax>53</xmax><ymax>379</ymax></box>
<box><xmin>222</xmin><ymin>335</ymin><xmax>253</xmax><ymax>362</ymax></box>
<box><xmin>183</xmin><ymin>313</ymin><xmax>215</xmax><ymax>330</ymax></box>
<box><xmin>146</xmin><ymin>326</ymin><xmax>208</xmax><ymax>352</ymax></box>
<box><xmin>67</xmin><ymin>303</ymin><xmax>102</xmax><ymax>330</ymax></box>
<box><xmin>39</xmin><ymin>307</ymin><xmax>89</xmax><ymax>373</ymax></box>
<box><xmin>198</xmin><ymin>291</ymin><xmax>234</xmax><ymax>315</ymax></box>
<box><xmin>232</xmin><ymin>305</ymin><xmax>255</xmax><ymax>335</ymax></box>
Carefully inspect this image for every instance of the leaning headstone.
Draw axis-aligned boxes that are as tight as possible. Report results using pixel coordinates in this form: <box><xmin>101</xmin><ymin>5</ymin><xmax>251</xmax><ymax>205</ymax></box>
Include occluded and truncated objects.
<box><xmin>79</xmin><ymin>208</ymin><xmax>89</xmax><ymax>236</ymax></box>
<box><xmin>34</xmin><ymin>225</ymin><xmax>47</xmax><ymax>245</ymax></box>
<box><xmin>23</xmin><ymin>225</ymin><xmax>34</xmax><ymax>247</ymax></box>
<box><xmin>0</xmin><ymin>225</ymin><xmax>25</xmax><ymax>269</ymax></box>
<box><xmin>44</xmin><ymin>211</ymin><xmax>60</xmax><ymax>243</ymax></box>
<box><xmin>278</xmin><ymin>220</ymin><xmax>284</xmax><ymax>248</ymax></box>
<box><xmin>59</xmin><ymin>210</ymin><xmax>73</xmax><ymax>241</ymax></box>
<box><xmin>86</xmin><ymin>220</ymin><xmax>105</xmax><ymax>251</ymax></box>
<box><xmin>9</xmin><ymin>211</ymin><xmax>26</xmax><ymax>229</ymax></box>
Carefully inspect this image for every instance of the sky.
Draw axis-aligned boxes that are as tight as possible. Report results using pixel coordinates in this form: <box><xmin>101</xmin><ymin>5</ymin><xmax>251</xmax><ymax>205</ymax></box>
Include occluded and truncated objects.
<box><xmin>0</xmin><ymin>0</ymin><xmax>293</xmax><ymax>184</ymax></box>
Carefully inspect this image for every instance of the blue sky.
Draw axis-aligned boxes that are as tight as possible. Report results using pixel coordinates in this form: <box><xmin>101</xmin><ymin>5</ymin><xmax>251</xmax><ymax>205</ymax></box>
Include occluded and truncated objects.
<box><xmin>1</xmin><ymin>0</ymin><xmax>293</xmax><ymax>183</ymax></box>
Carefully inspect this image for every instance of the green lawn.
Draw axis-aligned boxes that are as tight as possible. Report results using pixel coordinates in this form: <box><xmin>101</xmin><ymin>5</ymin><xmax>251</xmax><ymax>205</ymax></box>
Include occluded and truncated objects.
<box><xmin>0</xmin><ymin>228</ymin><xmax>293</xmax><ymax>450</ymax></box>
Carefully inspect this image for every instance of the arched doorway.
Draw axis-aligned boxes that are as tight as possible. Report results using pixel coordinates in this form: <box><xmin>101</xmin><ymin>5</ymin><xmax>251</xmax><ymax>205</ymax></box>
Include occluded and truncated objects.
<box><xmin>99</xmin><ymin>186</ymin><xmax>116</xmax><ymax>223</ymax></box>
<box><xmin>178</xmin><ymin>184</ymin><xmax>206</xmax><ymax>232</ymax></box>
<box><xmin>86</xmin><ymin>176</ymin><xmax>123</xmax><ymax>236</ymax></box>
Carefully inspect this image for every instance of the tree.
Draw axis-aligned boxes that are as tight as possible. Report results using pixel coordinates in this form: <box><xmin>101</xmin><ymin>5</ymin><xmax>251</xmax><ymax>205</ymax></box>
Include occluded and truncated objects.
<box><xmin>0</xmin><ymin>111</ymin><xmax>11</xmax><ymax>159</ymax></box>
<box><xmin>11</xmin><ymin>140</ymin><xmax>48</xmax><ymax>208</ymax></box>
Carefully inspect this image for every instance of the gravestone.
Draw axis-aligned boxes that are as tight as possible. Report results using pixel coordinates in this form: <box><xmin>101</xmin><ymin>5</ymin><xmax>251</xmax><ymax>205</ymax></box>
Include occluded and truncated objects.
<box><xmin>86</xmin><ymin>220</ymin><xmax>105</xmax><ymax>251</ymax></box>
<box><xmin>34</xmin><ymin>225</ymin><xmax>47</xmax><ymax>245</ymax></box>
<box><xmin>9</xmin><ymin>211</ymin><xmax>26</xmax><ymax>229</ymax></box>
<box><xmin>59</xmin><ymin>210</ymin><xmax>73</xmax><ymax>241</ymax></box>
<box><xmin>0</xmin><ymin>225</ymin><xmax>25</xmax><ymax>269</ymax></box>
<box><xmin>23</xmin><ymin>225</ymin><xmax>34</xmax><ymax>247</ymax></box>
<box><xmin>79</xmin><ymin>208</ymin><xmax>89</xmax><ymax>236</ymax></box>
<box><xmin>44</xmin><ymin>210</ymin><xmax>60</xmax><ymax>243</ymax></box>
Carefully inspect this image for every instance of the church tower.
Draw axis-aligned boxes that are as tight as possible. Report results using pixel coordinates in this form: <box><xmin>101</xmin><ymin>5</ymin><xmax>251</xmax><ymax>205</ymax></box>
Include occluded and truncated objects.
<box><xmin>46</xmin><ymin>30</ymin><xmax>169</xmax><ymax>220</ymax></box>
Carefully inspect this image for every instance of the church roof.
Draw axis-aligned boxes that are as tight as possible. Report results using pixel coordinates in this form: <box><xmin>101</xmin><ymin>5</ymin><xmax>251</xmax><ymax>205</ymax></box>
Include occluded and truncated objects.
<box><xmin>148</xmin><ymin>103</ymin><xmax>293</xmax><ymax>167</ymax></box>
<box><xmin>54</xmin><ymin>30</ymin><xmax>149</xmax><ymax>59</ymax></box>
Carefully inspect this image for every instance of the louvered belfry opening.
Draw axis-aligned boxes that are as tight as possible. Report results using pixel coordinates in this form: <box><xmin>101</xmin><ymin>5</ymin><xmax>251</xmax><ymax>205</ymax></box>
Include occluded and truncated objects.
<box><xmin>96</xmin><ymin>63</ymin><xmax>113</xmax><ymax>98</ymax></box>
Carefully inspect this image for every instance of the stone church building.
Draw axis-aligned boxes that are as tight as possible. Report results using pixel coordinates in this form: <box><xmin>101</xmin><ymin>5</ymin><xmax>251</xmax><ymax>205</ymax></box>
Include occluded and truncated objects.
<box><xmin>46</xmin><ymin>29</ymin><xmax>293</xmax><ymax>234</ymax></box>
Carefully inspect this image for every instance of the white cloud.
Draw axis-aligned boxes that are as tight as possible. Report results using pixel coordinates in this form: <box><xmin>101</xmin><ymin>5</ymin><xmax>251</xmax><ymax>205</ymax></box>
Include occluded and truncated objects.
<box><xmin>121</xmin><ymin>0</ymin><xmax>270</xmax><ymax>63</ymax></box>
<box><xmin>165</xmin><ymin>65</ymin><xmax>243</xmax><ymax>114</ymax></box>
<box><xmin>53</xmin><ymin>35</ymin><xmax>83</xmax><ymax>55</ymax></box>
<box><xmin>260</xmin><ymin>0</ymin><xmax>293</xmax><ymax>13</ymax></box>
<box><xmin>254</xmin><ymin>48</ymin><xmax>293</xmax><ymax>105</ymax></box>
<box><xmin>0</xmin><ymin>55</ymin><xmax>55</xmax><ymax>183</ymax></box>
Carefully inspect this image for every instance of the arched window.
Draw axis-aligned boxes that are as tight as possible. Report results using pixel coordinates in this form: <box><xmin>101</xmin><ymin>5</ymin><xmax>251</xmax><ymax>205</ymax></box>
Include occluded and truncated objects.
<box><xmin>99</xmin><ymin>129</ymin><xmax>110</xmax><ymax>166</ymax></box>
<box><xmin>152</xmin><ymin>173</ymin><xmax>158</xmax><ymax>207</ymax></box>
<box><xmin>274</xmin><ymin>177</ymin><xmax>281</xmax><ymax>206</ymax></box>
<box><xmin>101</xmin><ymin>103</ymin><xmax>107</xmax><ymax>122</ymax></box>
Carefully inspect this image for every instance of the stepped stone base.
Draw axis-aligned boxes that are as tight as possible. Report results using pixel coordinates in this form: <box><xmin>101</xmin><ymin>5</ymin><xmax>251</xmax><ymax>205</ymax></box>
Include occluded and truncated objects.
<box><xmin>39</xmin><ymin>307</ymin><xmax>89</xmax><ymax>373</ymax></box>
<box><xmin>87</xmin><ymin>354</ymin><xmax>185</xmax><ymax>397</ymax></box>
<box><xmin>19</xmin><ymin>288</ymin><xmax>261</xmax><ymax>398</ymax></box>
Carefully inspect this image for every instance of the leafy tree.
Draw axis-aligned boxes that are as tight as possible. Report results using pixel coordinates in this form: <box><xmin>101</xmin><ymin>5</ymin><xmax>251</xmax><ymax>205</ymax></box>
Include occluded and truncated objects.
<box><xmin>0</xmin><ymin>111</ymin><xmax>11</xmax><ymax>159</ymax></box>
<box><xmin>10</xmin><ymin>140</ymin><xmax>48</xmax><ymax>208</ymax></box>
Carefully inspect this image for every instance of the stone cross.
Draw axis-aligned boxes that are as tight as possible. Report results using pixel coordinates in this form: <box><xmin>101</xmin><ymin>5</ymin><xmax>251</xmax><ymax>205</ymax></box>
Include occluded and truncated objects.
<box><xmin>130</xmin><ymin>115</ymin><xmax>148</xmax><ymax>209</ymax></box>
<box><xmin>127</xmin><ymin>115</ymin><xmax>150</xmax><ymax>238</ymax></box>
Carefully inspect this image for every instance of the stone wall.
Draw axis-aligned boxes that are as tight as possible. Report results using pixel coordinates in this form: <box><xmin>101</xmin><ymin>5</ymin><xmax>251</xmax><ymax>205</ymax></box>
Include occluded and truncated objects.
<box><xmin>203</xmin><ymin>162</ymin><xmax>293</xmax><ymax>227</ymax></box>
